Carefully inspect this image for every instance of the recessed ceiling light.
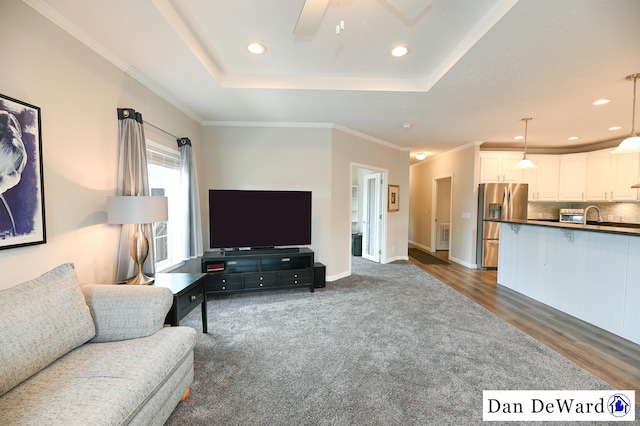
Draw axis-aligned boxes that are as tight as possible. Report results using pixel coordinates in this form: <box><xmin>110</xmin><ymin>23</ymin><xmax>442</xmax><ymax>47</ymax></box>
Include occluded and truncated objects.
<box><xmin>247</xmin><ymin>42</ymin><xmax>266</xmax><ymax>55</ymax></box>
<box><xmin>513</xmin><ymin>136</ymin><xmax>524</xmax><ymax>140</ymax></box>
<box><xmin>568</xmin><ymin>136</ymin><xmax>579</xmax><ymax>141</ymax></box>
<box><xmin>402</xmin><ymin>123</ymin><xmax>411</xmax><ymax>129</ymax></box>
<box><xmin>592</xmin><ymin>99</ymin><xmax>610</xmax><ymax>106</ymax></box>
<box><xmin>609</xmin><ymin>126</ymin><xmax>622</xmax><ymax>131</ymax></box>
<box><xmin>391</xmin><ymin>46</ymin><xmax>409</xmax><ymax>57</ymax></box>
<box><xmin>415</xmin><ymin>152</ymin><xmax>427</xmax><ymax>160</ymax></box>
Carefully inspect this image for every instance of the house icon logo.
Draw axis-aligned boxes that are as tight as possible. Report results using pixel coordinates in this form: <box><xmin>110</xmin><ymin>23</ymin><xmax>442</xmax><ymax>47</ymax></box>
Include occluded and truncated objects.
<box><xmin>607</xmin><ymin>394</ymin><xmax>631</xmax><ymax>417</ymax></box>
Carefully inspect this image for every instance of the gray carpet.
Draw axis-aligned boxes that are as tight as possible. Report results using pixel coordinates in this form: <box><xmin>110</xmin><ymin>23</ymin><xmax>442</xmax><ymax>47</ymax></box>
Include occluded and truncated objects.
<box><xmin>165</xmin><ymin>258</ymin><xmax>625</xmax><ymax>425</ymax></box>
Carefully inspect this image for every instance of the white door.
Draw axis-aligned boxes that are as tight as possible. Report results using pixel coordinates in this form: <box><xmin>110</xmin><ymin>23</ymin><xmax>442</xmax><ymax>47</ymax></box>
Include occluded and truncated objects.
<box><xmin>362</xmin><ymin>173</ymin><xmax>381</xmax><ymax>262</ymax></box>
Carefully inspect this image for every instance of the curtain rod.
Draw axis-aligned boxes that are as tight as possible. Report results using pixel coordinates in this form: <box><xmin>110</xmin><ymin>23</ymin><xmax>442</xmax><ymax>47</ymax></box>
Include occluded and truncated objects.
<box><xmin>145</xmin><ymin>121</ymin><xmax>178</xmax><ymax>140</ymax></box>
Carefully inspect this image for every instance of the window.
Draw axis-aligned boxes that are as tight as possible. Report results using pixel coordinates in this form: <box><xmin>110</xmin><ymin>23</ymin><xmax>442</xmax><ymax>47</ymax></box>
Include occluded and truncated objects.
<box><xmin>147</xmin><ymin>141</ymin><xmax>181</xmax><ymax>271</ymax></box>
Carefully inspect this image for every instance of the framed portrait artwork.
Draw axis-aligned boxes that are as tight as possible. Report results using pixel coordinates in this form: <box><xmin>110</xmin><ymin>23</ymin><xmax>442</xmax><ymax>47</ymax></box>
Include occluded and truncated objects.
<box><xmin>0</xmin><ymin>93</ymin><xmax>46</xmax><ymax>249</ymax></box>
<box><xmin>388</xmin><ymin>185</ymin><xmax>399</xmax><ymax>212</ymax></box>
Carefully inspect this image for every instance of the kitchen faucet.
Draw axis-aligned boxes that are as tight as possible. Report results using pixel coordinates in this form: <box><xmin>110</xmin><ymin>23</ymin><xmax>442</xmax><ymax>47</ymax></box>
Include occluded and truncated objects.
<box><xmin>583</xmin><ymin>205</ymin><xmax>603</xmax><ymax>225</ymax></box>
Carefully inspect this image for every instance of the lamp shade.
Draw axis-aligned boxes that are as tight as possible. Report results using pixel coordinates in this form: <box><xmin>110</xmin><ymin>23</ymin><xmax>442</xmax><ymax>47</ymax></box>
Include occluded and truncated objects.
<box><xmin>107</xmin><ymin>196</ymin><xmax>168</xmax><ymax>224</ymax></box>
<box><xmin>611</xmin><ymin>135</ymin><xmax>640</xmax><ymax>154</ymax></box>
<box><xmin>515</xmin><ymin>157</ymin><xmax>537</xmax><ymax>169</ymax></box>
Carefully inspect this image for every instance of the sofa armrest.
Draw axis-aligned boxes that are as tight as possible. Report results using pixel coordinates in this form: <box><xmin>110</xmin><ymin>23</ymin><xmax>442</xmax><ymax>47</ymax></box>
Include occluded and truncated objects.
<box><xmin>81</xmin><ymin>284</ymin><xmax>173</xmax><ymax>343</ymax></box>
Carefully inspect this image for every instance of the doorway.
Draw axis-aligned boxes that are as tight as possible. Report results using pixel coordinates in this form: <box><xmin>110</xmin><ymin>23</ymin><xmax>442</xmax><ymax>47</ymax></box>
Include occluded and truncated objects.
<box><xmin>433</xmin><ymin>176</ymin><xmax>452</xmax><ymax>254</ymax></box>
<box><xmin>351</xmin><ymin>165</ymin><xmax>387</xmax><ymax>264</ymax></box>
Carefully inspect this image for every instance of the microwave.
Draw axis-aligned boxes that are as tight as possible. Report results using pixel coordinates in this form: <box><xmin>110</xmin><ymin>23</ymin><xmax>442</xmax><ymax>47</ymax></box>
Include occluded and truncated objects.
<box><xmin>559</xmin><ymin>208</ymin><xmax>585</xmax><ymax>224</ymax></box>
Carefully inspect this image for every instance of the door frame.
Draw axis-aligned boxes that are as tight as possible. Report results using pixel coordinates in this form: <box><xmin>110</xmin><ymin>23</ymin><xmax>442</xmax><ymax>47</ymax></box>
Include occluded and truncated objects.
<box><xmin>431</xmin><ymin>174</ymin><xmax>453</xmax><ymax>255</ymax></box>
<box><xmin>350</xmin><ymin>163</ymin><xmax>388</xmax><ymax>264</ymax></box>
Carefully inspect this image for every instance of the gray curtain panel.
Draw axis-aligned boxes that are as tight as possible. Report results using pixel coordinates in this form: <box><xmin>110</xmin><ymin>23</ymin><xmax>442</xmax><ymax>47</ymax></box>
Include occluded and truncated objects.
<box><xmin>115</xmin><ymin>108</ymin><xmax>156</xmax><ymax>282</ymax></box>
<box><xmin>177</xmin><ymin>138</ymin><xmax>203</xmax><ymax>259</ymax></box>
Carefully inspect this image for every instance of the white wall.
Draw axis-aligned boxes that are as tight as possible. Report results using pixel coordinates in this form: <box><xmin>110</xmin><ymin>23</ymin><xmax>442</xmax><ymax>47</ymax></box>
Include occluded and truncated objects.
<box><xmin>0</xmin><ymin>2</ymin><xmax>201</xmax><ymax>289</ymax></box>
<box><xmin>409</xmin><ymin>143</ymin><xmax>479</xmax><ymax>267</ymax></box>
<box><xmin>200</xmin><ymin>125</ymin><xmax>410</xmax><ymax>280</ymax></box>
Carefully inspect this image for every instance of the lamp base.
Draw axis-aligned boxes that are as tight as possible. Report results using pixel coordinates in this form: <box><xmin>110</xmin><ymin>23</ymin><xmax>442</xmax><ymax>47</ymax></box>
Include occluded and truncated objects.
<box><xmin>125</xmin><ymin>271</ymin><xmax>155</xmax><ymax>285</ymax></box>
<box><xmin>126</xmin><ymin>223</ymin><xmax>154</xmax><ymax>285</ymax></box>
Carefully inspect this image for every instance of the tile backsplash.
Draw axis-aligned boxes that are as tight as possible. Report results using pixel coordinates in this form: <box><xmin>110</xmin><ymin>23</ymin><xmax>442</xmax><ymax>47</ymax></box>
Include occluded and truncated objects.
<box><xmin>528</xmin><ymin>202</ymin><xmax>640</xmax><ymax>224</ymax></box>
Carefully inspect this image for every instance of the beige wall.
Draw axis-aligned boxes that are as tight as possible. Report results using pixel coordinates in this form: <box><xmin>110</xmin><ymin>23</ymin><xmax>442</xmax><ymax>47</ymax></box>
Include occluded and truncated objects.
<box><xmin>0</xmin><ymin>2</ymin><xmax>201</xmax><ymax>289</ymax></box>
<box><xmin>0</xmin><ymin>2</ymin><xmax>410</xmax><ymax>288</ymax></box>
<box><xmin>200</xmin><ymin>125</ymin><xmax>333</xmax><ymax>269</ymax></box>
<box><xmin>201</xmin><ymin>126</ymin><xmax>410</xmax><ymax>280</ymax></box>
<box><xmin>332</xmin><ymin>129</ymin><xmax>410</xmax><ymax>275</ymax></box>
<box><xmin>409</xmin><ymin>144</ymin><xmax>479</xmax><ymax>267</ymax></box>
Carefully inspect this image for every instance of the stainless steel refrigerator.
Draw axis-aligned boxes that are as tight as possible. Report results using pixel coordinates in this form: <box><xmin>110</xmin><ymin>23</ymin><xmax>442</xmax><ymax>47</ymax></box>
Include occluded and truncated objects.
<box><xmin>476</xmin><ymin>183</ymin><xmax>528</xmax><ymax>269</ymax></box>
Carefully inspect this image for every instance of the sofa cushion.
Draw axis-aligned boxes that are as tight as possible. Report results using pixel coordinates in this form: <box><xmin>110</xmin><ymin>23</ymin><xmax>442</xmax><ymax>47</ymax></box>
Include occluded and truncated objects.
<box><xmin>0</xmin><ymin>326</ymin><xmax>196</xmax><ymax>425</ymax></box>
<box><xmin>82</xmin><ymin>284</ymin><xmax>173</xmax><ymax>343</ymax></box>
<box><xmin>0</xmin><ymin>263</ymin><xmax>95</xmax><ymax>397</ymax></box>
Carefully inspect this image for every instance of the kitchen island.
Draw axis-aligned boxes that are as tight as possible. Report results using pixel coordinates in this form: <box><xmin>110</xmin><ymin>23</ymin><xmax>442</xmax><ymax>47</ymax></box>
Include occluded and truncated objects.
<box><xmin>491</xmin><ymin>219</ymin><xmax>640</xmax><ymax>345</ymax></box>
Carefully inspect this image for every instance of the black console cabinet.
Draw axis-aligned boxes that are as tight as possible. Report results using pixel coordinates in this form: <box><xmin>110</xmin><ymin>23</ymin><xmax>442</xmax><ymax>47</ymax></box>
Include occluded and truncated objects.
<box><xmin>201</xmin><ymin>248</ymin><xmax>315</xmax><ymax>295</ymax></box>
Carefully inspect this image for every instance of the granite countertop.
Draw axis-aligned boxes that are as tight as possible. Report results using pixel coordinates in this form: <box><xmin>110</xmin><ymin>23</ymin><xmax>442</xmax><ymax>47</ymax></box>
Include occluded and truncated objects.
<box><xmin>486</xmin><ymin>218</ymin><xmax>640</xmax><ymax>236</ymax></box>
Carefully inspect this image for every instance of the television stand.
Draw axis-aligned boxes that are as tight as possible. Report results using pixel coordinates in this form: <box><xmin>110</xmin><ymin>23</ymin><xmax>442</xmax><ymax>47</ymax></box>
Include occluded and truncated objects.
<box><xmin>201</xmin><ymin>247</ymin><xmax>314</xmax><ymax>295</ymax></box>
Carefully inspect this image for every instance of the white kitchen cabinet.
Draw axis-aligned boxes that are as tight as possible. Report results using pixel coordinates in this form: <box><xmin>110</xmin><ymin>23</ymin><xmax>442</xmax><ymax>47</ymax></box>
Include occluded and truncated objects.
<box><xmin>610</xmin><ymin>151</ymin><xmax>640</xmax><ymax>201</ymax></box>
<box><xmin>587</xmin><ymin>149</ymin><xmax>640</xmax><ymax>201</ymax></box>
<box><xmin>479</xmin><ymin>152</ymin><xmax>522</xmax><ymax>183</ymax></box>
<box><xmin>558</xmin><ymin>153</ymin><xmax>587</xmax><ymax>201</ymax></box>
<box><xmin>521</xmin><ymin>155</ymin><xmax>559</xmax><ymax>201</ymax></box>
<box><xmin>479</xmin><ymin>149</ymin><xmax>638</xmax><ymax>201</ymax></box>
<box><xmin>586</xmin><ymin>149</ymin><xmax>611</xmax><ymax>201</ymax></box>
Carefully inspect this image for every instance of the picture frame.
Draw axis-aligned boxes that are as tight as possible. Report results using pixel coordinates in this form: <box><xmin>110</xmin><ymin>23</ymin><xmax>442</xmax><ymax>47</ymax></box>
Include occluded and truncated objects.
<box><xmin>388</xmin><ymin>185</ymin><xmax>399</xmax><ymax>212</ymax></box>
<box><xmin>0</xmin><ymin>93</ymin><xmax>46</xmax><ymax>250</ymax></box>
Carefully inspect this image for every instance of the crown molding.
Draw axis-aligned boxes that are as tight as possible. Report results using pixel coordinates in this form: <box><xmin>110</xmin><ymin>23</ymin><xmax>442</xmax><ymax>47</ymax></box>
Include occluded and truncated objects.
<box><xmin>204</xmin><ymin>121</ymin><xmax>408</xmax><ymax>151</ymax></box>
<box><xmin>23</xmin><ymin>0</ymin><xmax>203</xmax><ymax>124</ymax></box>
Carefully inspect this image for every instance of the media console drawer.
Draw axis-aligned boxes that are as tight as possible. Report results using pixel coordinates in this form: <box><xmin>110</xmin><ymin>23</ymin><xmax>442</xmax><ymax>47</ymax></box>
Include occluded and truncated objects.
<box><xmin>279</xmin><ymin>269</ymin><xmax>311</xmax><ymax>286</ymax></box>
<box><xmin>207</xmin><ymin>274</ymin><xmax>243</xmax><ymax>292</ymax></box>
<box><xmin>245</xmin><ymin>273</ymin><xmax>278</xmax><ymax>289</ymax></box>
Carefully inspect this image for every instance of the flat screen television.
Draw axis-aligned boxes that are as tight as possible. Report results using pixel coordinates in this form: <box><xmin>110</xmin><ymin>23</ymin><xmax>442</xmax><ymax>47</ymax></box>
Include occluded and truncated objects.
<box><xmin>208</xmin><ymin>189</ymin><xmax>312</xmax><ymax>250</ymax></box>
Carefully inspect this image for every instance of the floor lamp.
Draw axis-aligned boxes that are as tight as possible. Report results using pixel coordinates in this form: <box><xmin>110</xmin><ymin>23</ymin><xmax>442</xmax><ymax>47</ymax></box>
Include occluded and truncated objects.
<box><xmin>107</xmin><ymin>196</ymin><xmax>168</xmax><ymax>285</ymax></box>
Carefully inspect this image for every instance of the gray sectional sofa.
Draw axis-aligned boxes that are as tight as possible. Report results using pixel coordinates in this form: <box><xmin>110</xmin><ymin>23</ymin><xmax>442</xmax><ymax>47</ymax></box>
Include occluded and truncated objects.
<box><xmin>0</xmin><ymin>263</ymin><xmax>196</xmax><ymax>425</ymax></box>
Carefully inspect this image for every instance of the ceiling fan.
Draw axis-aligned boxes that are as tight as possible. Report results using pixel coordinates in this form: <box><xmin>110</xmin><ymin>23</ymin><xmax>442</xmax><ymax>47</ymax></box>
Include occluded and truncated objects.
<box><xmin>293</xmin><ymin>0</ymin><xmax>432</xmax><ymax>36</ymax></box>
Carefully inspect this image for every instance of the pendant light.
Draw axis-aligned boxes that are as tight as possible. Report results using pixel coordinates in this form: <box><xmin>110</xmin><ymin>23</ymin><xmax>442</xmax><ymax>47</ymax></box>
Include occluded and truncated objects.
<box><xmin>612</xmin><ymin>73</ymin><xmax>640</xmax><ymax>154</ymax></box>
<box><xmin>515</xmin><ymin>117</ymin><xmax>537</xmax><ymax>169</ymax></box>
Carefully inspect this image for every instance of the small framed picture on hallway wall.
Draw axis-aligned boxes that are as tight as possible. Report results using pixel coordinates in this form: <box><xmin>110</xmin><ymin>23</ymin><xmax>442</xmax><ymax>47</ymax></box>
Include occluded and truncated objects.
<box><xmin>0</xmin><ymin>93</ymin><xmax>46</xmax><ymax>250</ymax></box>
<box><xmin>388</xmin><ymin>185</ymin><xmax>399</xmax><ymax>212</ymax></box>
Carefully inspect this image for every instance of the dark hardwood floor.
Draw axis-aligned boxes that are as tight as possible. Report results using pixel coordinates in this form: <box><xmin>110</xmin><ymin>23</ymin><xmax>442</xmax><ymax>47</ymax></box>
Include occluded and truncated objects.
<box><xmin>408</xmin><ymin>249</ymin><xmax>640</xmax><ymax>403</ymax></box>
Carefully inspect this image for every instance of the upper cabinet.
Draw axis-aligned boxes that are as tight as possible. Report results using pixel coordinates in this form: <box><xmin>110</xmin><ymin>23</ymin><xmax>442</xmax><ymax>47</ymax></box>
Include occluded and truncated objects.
<box><xmin>558</xmin><ymin>153</ymin><xmax>588</xmax><ymax>201</ymax></box>
<box><xmin>479</xmin><ymin>151</ymin><xmax>561</xmax><ymax>201</ymax></box>
<box><xmin>479</xmin><ymin>152</ymin><xmax>522</xmax><ymax>183</ymax></box>
<box><xmin>479</xmin><ymin>149</ymin><xmax>638</xmax><ymax>202</ymax></box>
<box><xmin>521</xmin><ymin>155</ymin><xmax>560</xmax><ymax>201</ymax></box>
<box><xmin>586</xmin><ymin>148</ymin><xmax>640</xmax><ymax>201</ymax></box>
<box><xmin>611</xmin><ymin>152</ymin><xmax>640</xmax><ymax>201</ymax></box>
